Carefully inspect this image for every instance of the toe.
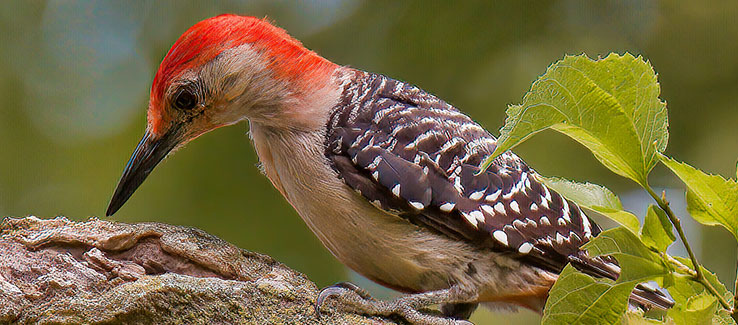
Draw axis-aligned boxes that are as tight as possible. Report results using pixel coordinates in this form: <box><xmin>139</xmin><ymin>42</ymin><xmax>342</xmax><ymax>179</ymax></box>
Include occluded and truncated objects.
<box><xmin>315</xmin><ymin>285</ymin><xmax>346</xmax><ymax>318</ymax></box>
<box><xmin>315</xmin><ymin>281</ymin><xmax>375</xmax><ymax>318</ymax></box>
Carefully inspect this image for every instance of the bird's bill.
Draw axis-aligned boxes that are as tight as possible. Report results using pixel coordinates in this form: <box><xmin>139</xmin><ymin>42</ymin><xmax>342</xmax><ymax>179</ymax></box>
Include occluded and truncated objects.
<box><xmin>106</xmin><ymin>126</ymin><xmax>181</xmax><ymax>216</ymax></box>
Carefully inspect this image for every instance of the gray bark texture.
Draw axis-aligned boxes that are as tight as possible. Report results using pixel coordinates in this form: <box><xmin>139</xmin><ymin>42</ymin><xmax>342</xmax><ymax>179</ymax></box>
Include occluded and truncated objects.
<box><xmin>0</xmin><ymin>216</ymin><xmax>396</xmax><ymax>324</ymax></box>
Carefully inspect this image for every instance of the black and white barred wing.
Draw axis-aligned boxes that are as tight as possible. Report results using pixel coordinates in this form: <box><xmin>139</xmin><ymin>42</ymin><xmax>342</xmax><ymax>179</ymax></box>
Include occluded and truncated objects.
<box><xmin>326</xmin><ymin>72</ymin><xmax>613</xmax><ymax>277</ymax></box>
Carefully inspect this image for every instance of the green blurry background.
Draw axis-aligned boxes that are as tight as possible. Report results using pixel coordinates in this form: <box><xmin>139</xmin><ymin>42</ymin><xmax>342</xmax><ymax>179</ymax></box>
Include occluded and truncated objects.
<box><xmin>1</xmin><ymin>1</ymin><xmax>737</xmax><ymax>323</ymax></box>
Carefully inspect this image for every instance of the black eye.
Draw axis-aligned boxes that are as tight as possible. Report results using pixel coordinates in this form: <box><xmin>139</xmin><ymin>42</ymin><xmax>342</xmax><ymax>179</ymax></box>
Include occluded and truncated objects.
<box><xmin>173</xmin><ymin>87</ymin><xmax>198</xmax><ymax>111</ymax></box>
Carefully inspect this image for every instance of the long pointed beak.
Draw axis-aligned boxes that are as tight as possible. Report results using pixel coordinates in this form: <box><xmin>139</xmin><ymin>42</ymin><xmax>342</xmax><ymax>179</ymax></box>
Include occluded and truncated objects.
<box><xmin>106</xmin><ymin>127</ymin><xmax>181</xmax><ymax>216</ymax></box>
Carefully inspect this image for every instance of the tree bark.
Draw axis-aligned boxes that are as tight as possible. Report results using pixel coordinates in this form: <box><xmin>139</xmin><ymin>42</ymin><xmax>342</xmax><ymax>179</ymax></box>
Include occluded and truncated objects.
<box><xmin>0</xmin><ymin>216</ymin><xmax>395</xmax><ymax>324</ymax></box>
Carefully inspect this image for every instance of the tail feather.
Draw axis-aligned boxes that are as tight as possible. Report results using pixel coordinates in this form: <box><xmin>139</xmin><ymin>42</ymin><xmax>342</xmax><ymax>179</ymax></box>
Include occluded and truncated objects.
<box><xmin>630</xmin><ymin>283</ymin><xmax>674</xmax><ymax>311</ymax></box>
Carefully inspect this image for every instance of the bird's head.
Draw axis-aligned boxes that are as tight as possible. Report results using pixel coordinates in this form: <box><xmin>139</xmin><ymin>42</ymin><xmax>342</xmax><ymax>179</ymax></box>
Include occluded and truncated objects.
<box><xmin>106</xmin><ymin>14</ymin><xmax>339</xmax><ymax>216</ymax></box>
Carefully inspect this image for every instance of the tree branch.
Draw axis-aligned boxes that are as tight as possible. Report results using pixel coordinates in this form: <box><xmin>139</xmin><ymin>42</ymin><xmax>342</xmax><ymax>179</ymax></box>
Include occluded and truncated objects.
<box><xmin>0</xmin><ymin>216</ymin><xmax>396</xmax><ymax>324</ymax></box>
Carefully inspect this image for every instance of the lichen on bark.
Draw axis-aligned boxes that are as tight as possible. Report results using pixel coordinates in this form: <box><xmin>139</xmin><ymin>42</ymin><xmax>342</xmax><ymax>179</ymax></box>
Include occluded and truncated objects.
<box><xmin>0</xmin><ymin>216</ymin><xmax>394</xmax><ymax>324</ymax></box>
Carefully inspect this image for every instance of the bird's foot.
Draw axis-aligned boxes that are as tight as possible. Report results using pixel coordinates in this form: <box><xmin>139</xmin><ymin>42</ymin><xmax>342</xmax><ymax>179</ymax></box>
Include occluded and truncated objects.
<box><xmin>315</xmin><ymin>282</ymin><xmax>476</xmax><ymax>325</ymax></box>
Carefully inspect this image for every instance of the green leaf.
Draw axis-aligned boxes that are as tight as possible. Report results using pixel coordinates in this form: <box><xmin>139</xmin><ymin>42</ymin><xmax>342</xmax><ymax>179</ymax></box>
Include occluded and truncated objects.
<box><xmin>621</xmin><ymin>312</ymin><xmax>669</xmax><ymax>324</ymax></box>
<box><xmin>669</xmin><ymin>257</ymin><xmax>733</xmax><ymax>306</ymax></box>
<box><xmin>686</xmin><ymin>294</ymin><xmax>718</xmax><ymax>315</ymax></box>
<box><xmin>542</xmin><ymin>264</ymin><xmax>635</xmax><ymax>325</ymax></box>
<box><xmin>541</xmin><ymin>176</ymin><xmax>623</xmax><ymax>209</ymax></box>
<box><xmin>640</xmin><ymin>205</ymin><xmax>675</xmax><ymax>252</ymax></box>
<box><xmin>543</xmin><ymin>228</ymin><xmax>672</xmax><ymax>325</ymax></box>
<box><xmin>585</xmin><ymin>227</ymin><xmax>670</xmax><ymax>284</ymax></box>
<box><xmin>660</xmin><ymin>155</ymin><xmax>738</xmax><ymax>240</ymax></box>
<box><xmin>480</xmin><ymin>53</ymin><xmax>668</xmax><ymax>186</ymax></box>
<box><xmin>589</xmin><ymin>207</ymin><xmax>641</xmax><ymax>236</ymax></box>
<box><xmin>668</xmin><ymin>293</ymin><xmax>718</xmax><ymax>325</ymax></box>
<box><xmin>666</xmin><ymin>257</ymin><xmax>734</xmax><ymax>325</ymax></box>
<box><xmin>541</xmin><ymin>176</ymin><xmax>641</xmax><ymax>234</ymax></box>
<box><xmin>713</xmin><ymin>310</ymin><xmax>736</xmax><ymax>325</ymax></box>
<box><xmin>621</xmin><ymin>312</ymin><xmax>668</xmax><ymax>325</ymax></box>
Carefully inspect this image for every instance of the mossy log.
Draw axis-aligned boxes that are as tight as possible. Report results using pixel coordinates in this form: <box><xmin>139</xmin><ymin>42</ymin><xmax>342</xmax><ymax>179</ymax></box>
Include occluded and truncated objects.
<box><xmin>0</xmin><ymin>216</ymin><xmax>395</xmax><ymax>324</ymax></box>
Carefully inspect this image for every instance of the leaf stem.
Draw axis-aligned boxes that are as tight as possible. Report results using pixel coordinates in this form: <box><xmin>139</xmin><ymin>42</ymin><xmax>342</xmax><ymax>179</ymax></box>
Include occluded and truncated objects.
<box><xmin>664</xmin><ymin>254</ymin><xmax>696</xmax><ymax>277</ymax></box>
<box><xmin>644</xmin><ymin>185</ymin><xmax>732</xmax><ymax>311</ymax></box>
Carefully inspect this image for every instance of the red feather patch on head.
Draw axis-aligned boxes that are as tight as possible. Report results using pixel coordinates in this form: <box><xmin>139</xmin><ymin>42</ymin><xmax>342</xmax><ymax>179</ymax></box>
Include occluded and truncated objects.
<box><xmin>148</xmin><ymin>14</ymin><xmax>336</xmax><ymax>134</ymax></box>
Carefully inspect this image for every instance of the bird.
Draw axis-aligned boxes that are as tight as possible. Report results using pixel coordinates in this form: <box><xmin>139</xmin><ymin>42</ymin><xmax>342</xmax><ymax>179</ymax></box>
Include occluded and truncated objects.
<box><xmin>105</xmin><ymin>14</ymin><xmax>673</xmax><ymax>324</ymax></box>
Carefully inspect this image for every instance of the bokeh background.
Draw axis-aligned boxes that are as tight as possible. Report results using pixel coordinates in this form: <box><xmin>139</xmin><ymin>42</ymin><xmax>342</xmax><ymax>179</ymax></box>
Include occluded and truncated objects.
<box><xmin>1</xmin><ymin>1</ymin><xmax>737</xmax><ymax>323</ymax></box>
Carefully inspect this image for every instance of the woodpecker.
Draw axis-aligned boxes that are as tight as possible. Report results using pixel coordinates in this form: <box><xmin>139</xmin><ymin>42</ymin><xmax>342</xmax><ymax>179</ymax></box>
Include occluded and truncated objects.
<box><xmin>106</xmin><ymin>15</ymin><xmax>672</xmax><ymax>324</ymax></box>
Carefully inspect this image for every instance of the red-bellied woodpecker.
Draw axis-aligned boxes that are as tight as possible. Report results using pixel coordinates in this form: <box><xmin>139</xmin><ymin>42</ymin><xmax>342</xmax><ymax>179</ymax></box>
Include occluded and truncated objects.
<box><xmin>106</xmin><ymin>14</ymin><xmax>673</xmax><ymax>324</ymax></box>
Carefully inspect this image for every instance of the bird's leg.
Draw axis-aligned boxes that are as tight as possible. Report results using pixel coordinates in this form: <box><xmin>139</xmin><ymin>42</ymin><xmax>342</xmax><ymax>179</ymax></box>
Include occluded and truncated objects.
<box><xmin>316</xmin><ymin>282</ymin><xmax>477</xmax><ymax>325</ymax></box>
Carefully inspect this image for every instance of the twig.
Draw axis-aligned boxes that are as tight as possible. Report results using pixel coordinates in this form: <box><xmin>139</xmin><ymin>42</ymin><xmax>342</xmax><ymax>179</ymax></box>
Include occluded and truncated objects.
<box><xmin>664</xmin><ymin>254</ymin><xmax>696</xmax><ymax>277</ymax></box>
<box><xmin>644</xmin><ymin>185</ymin><xmax>732</xmax><ymax>311</ymax></box>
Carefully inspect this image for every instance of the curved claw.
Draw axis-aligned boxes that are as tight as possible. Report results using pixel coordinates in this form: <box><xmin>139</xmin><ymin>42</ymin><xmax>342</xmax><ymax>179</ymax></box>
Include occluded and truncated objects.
<box><xmin>314</xmin><ymin>286</ymin><xmax>343</xmax><ymax>319</ymax></box>
<box><xmin>315</xmin><ymin>282</ymin><xmax>375</xmax><ymax>319</ymax></box>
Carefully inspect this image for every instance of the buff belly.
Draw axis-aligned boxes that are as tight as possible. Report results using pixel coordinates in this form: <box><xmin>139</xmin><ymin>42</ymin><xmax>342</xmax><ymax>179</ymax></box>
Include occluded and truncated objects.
<box><xmin>249</xmin><ymin>124</ymin><xmax>555</xmax><ymax>310</ymax></box>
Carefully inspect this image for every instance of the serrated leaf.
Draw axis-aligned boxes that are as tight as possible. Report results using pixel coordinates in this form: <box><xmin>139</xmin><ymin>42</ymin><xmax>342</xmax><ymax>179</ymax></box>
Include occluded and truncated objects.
<box><xmin>669</xmin><ymin>257</ymin><xmax>733</xmax><ymax>305</ymax></box>
<box><xmin>641</xmin><ymin>205</ymin><xmax>675</xmax><ymax>252</ymax></box>
<box><xmin>542</xmin><ymin>264</ymin><xmax>635</xmax><ymax>325</ymax></box>
<box><xmin>541</xmin><ymin>176</ymin><xmax>624</xmax><ymax>209</ymax></box>
<box><xmin>687</xmin><ymin>294</ymin><xmax>717</xmax><ymax>312</ymax></box>
<box><xmin>541</xmin><ymin>176</ymin><xmax>641</xmax><ymax>233</ymax></box>
<box><xmin>666</xmin><ymin>257</ymin><xmax>734</xmax><ymax>325</ymax></box>
<box><xmin>480</xmin><ymin>53</ymin><xmax>668</xmax><ymax>186</ymax></box>
<box><xmin>660</xmin><ymin>155</ymin><xmax>738</xmax><ymax>240</ymax></box>
<box><xmin>590</xmin><ymin>206</ymin><xmax>641</xmax><ymax>235</ymax></box>
<box><xmin>713</xmin><ymin>309</ymin><xmax>736</xmax><ymax>325</ymax></box>
<box><xmin>585</xmin><ymin>227</ymin><xmax>670</xmax><ymax>284</ymax></box>
<box><xmin>622</xmin><ymin>312</ymin><xmax>671</xmax><ymax>325</ymax></box>
<box><xmin>668</xmin><ymin>293</ymin><xmax>718</xmax><ymax>325</ymax></box>
<box><xmin>543</xmin><ymin>228</ymin><xmax>672</xmax><ymax>325</ymax></box>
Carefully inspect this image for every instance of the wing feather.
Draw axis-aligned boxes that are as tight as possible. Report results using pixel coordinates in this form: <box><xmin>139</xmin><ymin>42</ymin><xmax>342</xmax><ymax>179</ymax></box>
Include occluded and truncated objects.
<box><xmin>326</xmin><ymin>72</ymin><xmax>611</xmax><ymax>277</ymax></box>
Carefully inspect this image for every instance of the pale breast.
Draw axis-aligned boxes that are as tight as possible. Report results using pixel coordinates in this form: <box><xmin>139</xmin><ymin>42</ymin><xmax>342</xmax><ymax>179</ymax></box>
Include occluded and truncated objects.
<box><xmin>249</xmin><ymin>122</ymin><xmax>558</xmax><ymax>313</ymax></box>
<box><xmin>250</xmin><ymin>122</ymin><xmax>489</xmax><ymax>292</ymax></box>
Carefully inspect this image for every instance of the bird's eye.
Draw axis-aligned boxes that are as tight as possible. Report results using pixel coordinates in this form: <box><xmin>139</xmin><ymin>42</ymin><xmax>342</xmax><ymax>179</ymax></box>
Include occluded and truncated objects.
<box><xmin>173</xmin><ymin>87</ymin><xmax>198</xmax><ymax>111</ymax></box>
